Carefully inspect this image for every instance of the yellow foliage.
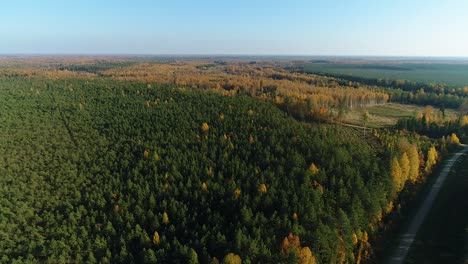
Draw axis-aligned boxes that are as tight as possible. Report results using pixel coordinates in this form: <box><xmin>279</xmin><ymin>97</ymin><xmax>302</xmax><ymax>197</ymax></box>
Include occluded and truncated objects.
<box><xmin>234</xmin><ymin>188</ymin><xmax>241</xmax><ymax>199</ymax></box>
<box><xmin>385</xmin><ymin>201</ymin><xmax>394</xmax><ymax>214</ymax></box>
<box><xmin>448</xmin><ymin>133</ymin><xmax>460</xmax><ymax>145</ymax></box>
<box><xmin>223</xmin><ymin>253</ymin><xmax>242</xmax><ymax>264</ymax></box>
<box><xmin>202</xmin><ymin>182</ymin><xmax>208</xmax><ymax>192</ymax></box>
<box><xmin>207</xmin><ymin>167</ymin><xmax>214</xmax><ymax>177</ymax></box>
<box><xmin>390</xmin><ymin>157</ymin><xmax>403</xmax><ymax>192</ymax></box>
<box><xmin>153</xmin><ymin>231</ymin><xmax>160</xmax><ymax>245</ymax></box>
<box><xmin>299</xmin><ymin>247</ymin><xmax>317</xmax><ymax>264</ymax></box>
<box><xmin>201</xmin><ymin>122</ymin><xmax>210</xmax><ymax>133</ymax></box>
<box><xmin>460</xmin><ymin>115</ymin><xmax>468</xmax><ymax>126</ymax></box>
<box><xmin>258</xmin><ymin>183</ymin><xmax>267</xmax><ymax>193</ymax></box>
<box><xmin>249</xmin><ymin>134</ymin><xmax>254</xmax><ymax>145</ymax></box>
<box><xmin>153</xmin><ymin>152</ymin><xmax>160</xmax><ymax>161</ymax></box>
<box><xmin>162</xmin><ymin>212</ymin><xmax>169</xmax><ymax>225</ymax></box>
<box><xmin>416</xmin><ymin>112</ymin><xmax>423</xmax><ymax>120</ymax></box>
<box><xmin>397</xmin><ymin>138</ymin><xmax>411</xmax><ymax>153</ymax></box>
<box><xmin>293</xmin><ymin>213</ymin><xmax>298</xmax><ymax>220</ymax></box>
<box><xmin>352</xmin><ymin>233</ymin><xmax>358</xmax><ymax>246</ymax></box>
<box><xmin>400</xmin><ymin>153</ymin><xmax>410</xmax><ymax>184</ymax></box>
<box><xmin>274</xmin><ymin>96</ymin><xmax>284</xmax><ymax>105</ymax></box>
<box><xmin>114</xmin><ymin>204</ymin><xmax>120</xmax><ymax>214</ymax></box>
<box><xmin>219</xmin><ymin>113</ymin><xmax>225</xmax><ymax>120</ymax></box>
<box><xmin>281</xmin><ymin>233</ymin><xmax>316</xmax><ymax>264</ymax></box>
<box><xmin>425</xmin><ymin>146</ymin><xmax>438</xmax><ymax>174</ymax></box>
<box><xmin>143</xmin><ymin>150</ymin><xmax>150</xmax><ymax>159</ymax></box>
<box><xmin>247</xmin><ymin>109</ymin><xmax>254</xmax><ymax>116</ymax></box>
<box><xmin>407</xmin><ymin>145</ymin><xmax>420</xmax><ymax>183</ymax></box>
<box><xmin>309</xmin><ymin>163</ymin><xmax>319</xmax><ymax>175</ymax></box>
<box><xmin>424</xmin><ymin>106</ymin><xmax>434</xmax><ymax>123</ymax></box>
<box><xmin>363</xmin><ymin>231</ymin><xmax>369</xmax><ymax>242</ymax></box>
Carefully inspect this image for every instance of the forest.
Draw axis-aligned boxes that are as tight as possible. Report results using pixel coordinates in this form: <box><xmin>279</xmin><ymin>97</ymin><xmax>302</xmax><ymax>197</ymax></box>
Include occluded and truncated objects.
<box><xmin>0</xmin><ymin>57</ymin><xmax>466</xmax><ymax>263</ymax></box>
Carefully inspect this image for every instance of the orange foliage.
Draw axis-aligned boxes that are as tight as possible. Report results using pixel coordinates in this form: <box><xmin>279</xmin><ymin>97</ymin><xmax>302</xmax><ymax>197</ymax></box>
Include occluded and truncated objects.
<box><xmin>281</xmin><ymin>233</ymin><xmax>317</xmax><ymax>264</ymax></box>
<box><xmin>201</xmin><ymin>122</ymin><xmax>209</xmax><ymax>133</ymax></box>
<box><xmin>234</xmin><ymin>188</ymin><xmax>241</xmax><ymax>199</ymax></box>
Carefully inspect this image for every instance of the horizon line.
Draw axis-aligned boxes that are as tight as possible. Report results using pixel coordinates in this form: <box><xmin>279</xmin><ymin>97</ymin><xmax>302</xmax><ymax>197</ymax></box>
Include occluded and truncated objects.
<box><xmin>1</xmin><ymin>53</ymin><xmax>468</xmax><ymax>58</ymax></box>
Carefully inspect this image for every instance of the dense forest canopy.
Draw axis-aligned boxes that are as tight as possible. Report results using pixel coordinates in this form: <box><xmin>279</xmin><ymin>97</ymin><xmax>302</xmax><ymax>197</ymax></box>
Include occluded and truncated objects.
<box><xmin>0</xmin><ymin>57</ymin><xmax>465</xmax><ymax>263</ymax></box>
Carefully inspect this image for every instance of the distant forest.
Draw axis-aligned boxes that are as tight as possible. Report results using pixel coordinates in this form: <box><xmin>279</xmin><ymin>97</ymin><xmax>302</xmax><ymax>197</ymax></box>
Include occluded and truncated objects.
<box><xmin>0</xmin><ymin>58</ymin><xmax>466</xmax><ymax>263</ymax></box>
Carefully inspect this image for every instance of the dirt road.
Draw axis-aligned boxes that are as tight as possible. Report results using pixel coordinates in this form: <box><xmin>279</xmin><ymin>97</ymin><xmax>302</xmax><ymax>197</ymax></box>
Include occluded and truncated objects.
<box><xmin>389</xmin><ymin>145</ymin><xmax>468</xmax><ymax>264</ymax></box>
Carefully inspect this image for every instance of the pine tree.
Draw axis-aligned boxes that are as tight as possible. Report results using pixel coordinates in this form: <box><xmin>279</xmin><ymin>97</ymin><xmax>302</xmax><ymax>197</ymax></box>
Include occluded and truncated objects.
<box><xmin>188</xmin><ymin>248</ymin><xmax>199</xmax><ymax>264</ymax></box>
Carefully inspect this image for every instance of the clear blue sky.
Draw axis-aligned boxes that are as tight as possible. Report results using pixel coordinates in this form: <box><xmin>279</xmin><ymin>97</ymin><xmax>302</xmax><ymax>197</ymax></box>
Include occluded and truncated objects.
<box><xmin>1</xmin><ymin>0</ymin><xmax>467</xmax><ymax>56</ymax></box>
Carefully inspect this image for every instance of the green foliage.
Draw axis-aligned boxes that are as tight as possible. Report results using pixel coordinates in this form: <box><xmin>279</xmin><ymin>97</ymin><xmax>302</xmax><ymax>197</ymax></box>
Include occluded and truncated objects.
<box><xmin>302</xmin><ymin>62</ymin><xmax>468</xmax><ymax>89</ymax></box>
<box><xmin>0</xmin><ymin>76</ymin><xmax>395</xmax><ymax>263</ymax></box>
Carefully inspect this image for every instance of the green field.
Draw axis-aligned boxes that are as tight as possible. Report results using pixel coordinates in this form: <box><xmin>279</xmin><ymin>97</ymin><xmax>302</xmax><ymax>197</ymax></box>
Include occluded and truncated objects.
<box><xmin>302</xmin><ymin>62</ymin><xmax>468</xmax><ymax>87</ymax></box>
<box><xmin>339</xmin><ymin>103</ymin><xmax>457</xmax><ymax>128</ymax></box>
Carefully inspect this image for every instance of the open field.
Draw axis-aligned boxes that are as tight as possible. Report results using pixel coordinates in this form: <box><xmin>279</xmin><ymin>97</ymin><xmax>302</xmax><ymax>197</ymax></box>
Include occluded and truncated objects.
<box><xmin>339</xmin><ymin>103</ymin><xmax>458</xmax><ymax>128</ymax></box>
<box><xmin>302</xmin><ymin>61</ymin><xmax>468</xmax><ymax>87</ymax></box>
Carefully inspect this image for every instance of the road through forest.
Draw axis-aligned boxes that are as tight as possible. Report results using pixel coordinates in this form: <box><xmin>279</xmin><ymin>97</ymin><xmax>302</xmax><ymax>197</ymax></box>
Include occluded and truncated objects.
<box><xmin>388</xmin><ymin>145</ymin><xmax>468</xmax><ymax>264</ymax></box>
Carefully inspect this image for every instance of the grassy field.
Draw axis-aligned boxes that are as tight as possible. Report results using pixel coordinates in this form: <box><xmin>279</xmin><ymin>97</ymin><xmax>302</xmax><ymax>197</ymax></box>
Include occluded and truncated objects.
<box><xmin>404</xmin><ymin>151</ymin><xmax>468</xmax><ymax>264</ymax></box>
<box><xmin>302</xmin><ymin>62</ymin><xmax>468</xmax><ymax>87</ymax></box>
<box><xmin>339</xmin><ymin>103</ymin><xmax>457</xmax><ymax>128</ymax></box>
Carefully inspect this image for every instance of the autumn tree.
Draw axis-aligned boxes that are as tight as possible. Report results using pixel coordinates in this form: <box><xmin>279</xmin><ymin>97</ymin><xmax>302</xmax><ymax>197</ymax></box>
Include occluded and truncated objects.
<box><xmin>407</xmin><ymin>145</ymin><xmax>420</xmax><ymax>182</ymax></box>
<box><xmin>425</xmin><ymin>146</ymin><xmax>438</xmax><ymax>174</ymax></box>
<box><xmin>363</xmin><ymin>111</ymin><xmax>370</xmax><ymax>128</ymax></box>
<box><xmin>423</xmin><ymin>106</ymin><xmax>434</xmax><ymax>123</ymax></box>
<box><xmin>153</xmin><ymin>231</ymin><xmax>160</xmax><ymax>246</ymax></box>
<box><xmin>400</xmin><ymin>152</ymin><xmax>410</xmax><ymax>185</ymax></box>
<box><xmin>281</xmin><ymin>233</ymin><xmax>316</xmax><ymax>264</ymax></box>
<box><xmin>390</xmin><ymin>157</ymin><xmax>403</xmax><ymax>192</ymax></box>
<box><xmin>309</xmin><ymin>163</ymin><xmax>319</xmax><ymax>175</ymax></box>
<box><xmin>448</xmin><ymin>133</ymin><xmax>460</xmax><ymax>145</ymax></box>
<box><xmin>299</xmin><ymin>247</ymin><xmax>317</xmax><ymax>264</ymax></box>
<box><xmin>162</xmin><ymin>212</ymin><xmax>169</xmax><ymax>225</ymax></box>
<box><xmin>223</xmin><ymin>253</ymin><xmax>241</xmax><ymax>264</ymax></box>
<box><xmin>201</xmin><ymin>122</ymin><xmax>209</xmax><ymax>132</ymax></box>
<box><xmin>234</xmin><ymin>188</ymin><xmax>241</xmax><ymax>199</ymax></box>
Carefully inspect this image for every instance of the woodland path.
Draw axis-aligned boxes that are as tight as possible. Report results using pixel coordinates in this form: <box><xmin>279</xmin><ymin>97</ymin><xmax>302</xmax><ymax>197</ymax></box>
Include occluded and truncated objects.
<box><xmin>388</xmin><ymin>145</ymin><xmax>468</xmax><ymax>264</ymax></box>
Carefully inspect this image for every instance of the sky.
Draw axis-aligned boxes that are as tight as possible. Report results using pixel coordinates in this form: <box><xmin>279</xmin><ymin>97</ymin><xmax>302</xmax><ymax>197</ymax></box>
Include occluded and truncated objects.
<box><xmin>1</xmin><ymin>0</ymin><xmax>467</xmax><ymax>56</ymax></box>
